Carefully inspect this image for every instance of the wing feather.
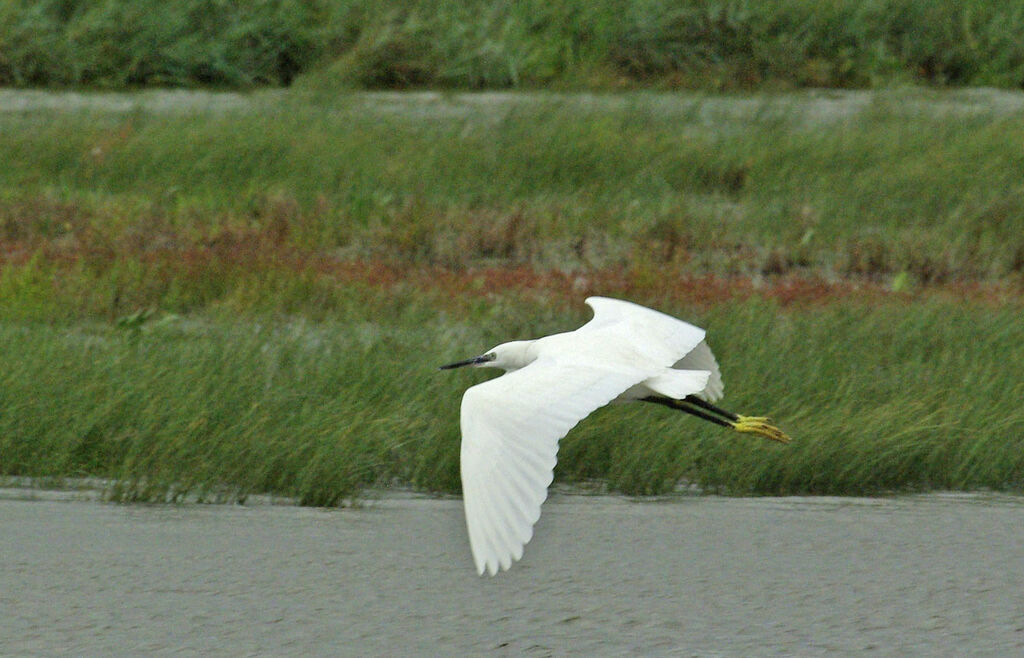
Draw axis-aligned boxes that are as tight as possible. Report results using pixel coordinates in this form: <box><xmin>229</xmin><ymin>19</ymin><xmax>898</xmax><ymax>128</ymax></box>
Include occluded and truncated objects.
<box><xmin>672</xmin><ymin>340</ymin><xmax>724</xmax><ymax>402</ymax></box>
<box><xmin>582</xmin><ymin>297</ymin><xmax>706</xmax><ymax>367</ymax></box>
<box><xmin>460</xmin><ymin>358</ymin><xmax>649</xmax><ymax>575</ymax></box>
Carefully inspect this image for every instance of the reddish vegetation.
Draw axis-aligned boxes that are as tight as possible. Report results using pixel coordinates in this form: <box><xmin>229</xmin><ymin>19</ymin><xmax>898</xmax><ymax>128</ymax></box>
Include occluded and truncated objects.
<box><xmin>2</xmin><ymin>195</ymin><xmax>1022</xmax><ymax>312</ymax></box>
<box><xmin>310</xmin><ymin>259</ymin><xmax>1022</xmax><ymax>309</ymax></box>
<box><xmin>3</xmin><ymin>226</ymin><xmax>1021</xmax><ymax>312</ymax></box>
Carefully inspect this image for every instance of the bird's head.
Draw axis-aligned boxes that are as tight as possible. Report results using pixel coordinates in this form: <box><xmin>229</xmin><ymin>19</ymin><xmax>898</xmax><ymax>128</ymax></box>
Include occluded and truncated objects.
<box><xmin>439</xmin><ymin>340</ymin><xmax>535</xmax><ymax>373</ymax></box>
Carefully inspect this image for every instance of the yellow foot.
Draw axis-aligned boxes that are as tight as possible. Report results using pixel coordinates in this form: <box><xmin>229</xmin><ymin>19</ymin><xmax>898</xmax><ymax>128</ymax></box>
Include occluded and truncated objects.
<box><xmin>732</xmin><ymin>415</ymin><xmax>792</xmax><ymax>443</ymax></box>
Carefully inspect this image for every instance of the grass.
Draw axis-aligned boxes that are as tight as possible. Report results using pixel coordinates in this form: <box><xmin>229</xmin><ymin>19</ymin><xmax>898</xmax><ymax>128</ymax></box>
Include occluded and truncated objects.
<box><xmin>0</xmin><ymin>0</ymin><xmax>327</xmax><ymax>87</ymax></box>
<box><xmin>3</xmin><ymin>1</ymin><xmax>1024</xmax><ymax>91</ymax></box>
<box><xmin>1</xmin><ymin>293</ymin><xmax>1021</xmax><ymax>503</ymax></box>
<box><xmin>1</xmin><ymin>87</ymin><xmax>1022</xmax><ymax>503</ymax></box>
<box><xmin>2</xmin><ymin>90</ymin><xmax>1024</xmax><ymax>292</ymax></box>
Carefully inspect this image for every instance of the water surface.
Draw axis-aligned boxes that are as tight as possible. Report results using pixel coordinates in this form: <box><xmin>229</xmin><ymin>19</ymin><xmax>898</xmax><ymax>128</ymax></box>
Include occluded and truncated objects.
<box><xmin>2</xmin><ymin>491</ymin><xmax>1022</xmax><ymax>656</ymax></box>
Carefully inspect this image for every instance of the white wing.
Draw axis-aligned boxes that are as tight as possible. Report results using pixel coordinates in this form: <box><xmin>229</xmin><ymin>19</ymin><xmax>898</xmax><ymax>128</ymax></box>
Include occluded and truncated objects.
<box><xmin>460</xmin><ymin>297</ymin><xmax>718</xmax><ymax>575</ymax></box>
<box><xmin>673</xmin><ymin>340</ymin><xmax>724</xmax><ymax>402</ymax></box>
<box><xmin>581</xmin><ymin>297</ymin><xmax>706</xmax><ymax>367</ymax></box>
<box><xmin>460</xmin><ymin>358</ymin><xmax>649</xmax><ymax>575</ymax></box>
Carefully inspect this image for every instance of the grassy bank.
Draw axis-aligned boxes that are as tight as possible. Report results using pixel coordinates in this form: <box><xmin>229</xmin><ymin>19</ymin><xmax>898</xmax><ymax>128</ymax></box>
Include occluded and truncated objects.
<box><xmin>2</xmin><ymin>294</ymin><xmax>1022</xmax><ymax>503</ymax></box>
<box><xmin>3</xmin><ymin>1</ymin><xmax>1024</xmax><ymax>90</ymax></box>
<box><xmin>3</xmin><ymin>89</ymin><xmax>1024</xmax><ymax>303</ymax></box>
<box><xmin>1</xmin><ymin>88</ymin><xmax>1022</xmax><ymax>502</ymax></box>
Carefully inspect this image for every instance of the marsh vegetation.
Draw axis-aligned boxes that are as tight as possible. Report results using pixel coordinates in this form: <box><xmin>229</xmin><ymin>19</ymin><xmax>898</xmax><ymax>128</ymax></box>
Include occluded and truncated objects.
<box><xmin>1</xmin><ymin>2</ymin><xmax>1022</xmax><ymax>503</ymax></box>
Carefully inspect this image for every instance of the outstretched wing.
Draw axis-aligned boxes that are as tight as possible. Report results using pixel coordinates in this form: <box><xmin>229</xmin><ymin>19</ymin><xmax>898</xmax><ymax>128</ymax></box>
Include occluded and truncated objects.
<box><xmin>584</xmin><ymin>297</ymin><xmax>721</xmax><ymax>400</ymax></box>
<box><xmin>460</xmin><ymin>358</ymin><xmax>648</xmax><ymax>576</ymax></box>
<box><xmin>581</xmin><ymin>297</ymin><xmax>706</xmax><ymax>367</ymax></box>
<box><xmin>673</xmin><ymin>340</ymin><xmax>724</xmax><ymax>402</ymax></box>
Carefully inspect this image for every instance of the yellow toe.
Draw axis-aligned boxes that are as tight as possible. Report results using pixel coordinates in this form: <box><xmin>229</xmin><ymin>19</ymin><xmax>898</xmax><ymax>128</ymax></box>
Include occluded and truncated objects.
<box><xmin>733</xmin><ymin>416</ymin><xmax>792</xmax><ymax>443</ymax></box>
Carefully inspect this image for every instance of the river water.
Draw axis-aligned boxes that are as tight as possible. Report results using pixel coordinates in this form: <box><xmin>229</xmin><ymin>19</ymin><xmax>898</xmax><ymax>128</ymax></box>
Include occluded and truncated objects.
<box><xmin>1</xmin><ymin>491</ymin><xmax>1022</xmax><ymax>657</ymax></box>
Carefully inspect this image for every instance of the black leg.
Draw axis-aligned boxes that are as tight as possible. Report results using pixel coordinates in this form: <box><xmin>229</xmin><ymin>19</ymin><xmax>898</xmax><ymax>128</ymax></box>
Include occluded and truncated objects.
<box><xmin>642</xmin><ymin>395</ymin><xmax>791</xmax><ymax>443</ymax></box>
<box><xmin>641</xmin><ymin>396</ymin><xmax>733</xmax><ymax>429</ymax></box>
<box><xmin>682</xmin><ymin>395</ymin><xmax>740</xmax><ymax>422</ymax></box>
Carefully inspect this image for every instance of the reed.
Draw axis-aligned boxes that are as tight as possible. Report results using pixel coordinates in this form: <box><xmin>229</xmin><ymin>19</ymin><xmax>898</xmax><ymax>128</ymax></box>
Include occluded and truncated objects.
<box><xmin>4</xmin><ymin>1</ymin><xmax>1024</xmax><ymax>90</ymax></box>
<box><xmin>1</xmin><ymin>87</ymin><xmax>1021</xmax><ymax>503</ymax></box>
<box><xmin>1</xmin><ymin>295</ymin><xmax>1020</xmax><ymax>502</ymax></box>
<box><xmin>2</xmin><ymin>89</ymin><xmax>1023</xmax><ymax>296</ymax></box>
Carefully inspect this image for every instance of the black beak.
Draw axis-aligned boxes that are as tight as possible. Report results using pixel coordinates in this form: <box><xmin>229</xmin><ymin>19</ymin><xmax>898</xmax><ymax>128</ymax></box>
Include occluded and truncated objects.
<box><xmin>439</xmin><ymin>355</ymin><xmax>489</xmax><ymax>370</ymax></box>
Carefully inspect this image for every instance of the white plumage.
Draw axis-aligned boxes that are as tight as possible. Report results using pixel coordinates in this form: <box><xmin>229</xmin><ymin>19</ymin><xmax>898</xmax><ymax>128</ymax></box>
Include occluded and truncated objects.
<box><xmin>441</xmin><ymin>296</ymin><xmax>786</xmax><ymax>576</ymax></box>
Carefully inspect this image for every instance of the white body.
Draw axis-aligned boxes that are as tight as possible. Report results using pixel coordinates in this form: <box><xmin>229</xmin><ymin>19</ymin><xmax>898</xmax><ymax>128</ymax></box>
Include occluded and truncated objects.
<box><xmin>457</xmin><ymin>296</ymin><xmax>723</xmax><ymax>575</ymax></box>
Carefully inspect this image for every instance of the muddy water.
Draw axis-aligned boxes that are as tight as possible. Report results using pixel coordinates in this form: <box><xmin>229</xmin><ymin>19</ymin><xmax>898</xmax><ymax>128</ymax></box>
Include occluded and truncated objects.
<box><xmin>1</xmin><ymin>492</ymin><xmax>1022</xmax><ymax>656</ymax></box>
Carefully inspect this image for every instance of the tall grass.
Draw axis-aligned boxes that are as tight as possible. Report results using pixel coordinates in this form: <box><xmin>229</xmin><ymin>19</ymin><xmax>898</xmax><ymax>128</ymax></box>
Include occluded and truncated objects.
<box><xmin>1</xmin><ymin>88</ymin><xmax>1022</xmax><ymax>503</ymax></box>
<box><xmin>3</xmin><ymin>1</ymin><xmax>1024</xmax><ymax>90</ymax></box>
<box><xmin>1</xmin><ymin>295</ymin><xmax>1021</xmax><ymax>502</ymax></box>
<box><xmin>0</xmin><ymin>0</ymin><xmax>327</xmax><ymax>87</ymax></box>
<box><xmin>2</xmin><ymin>91</ymin><xmax>1023</xmax><ymax>288</ymax></box>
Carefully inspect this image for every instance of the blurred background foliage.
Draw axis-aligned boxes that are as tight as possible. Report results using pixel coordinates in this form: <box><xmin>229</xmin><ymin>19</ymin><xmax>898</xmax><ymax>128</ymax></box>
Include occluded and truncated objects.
<box><xmin>2</xmin><ymin>0</ymin><xmax>1024</xmax><ymax>90</ymax></box>
<box><xmin>2</xmin><ymin>1</ymin><xmax>1023</xmax><ymax>502</ymax></box>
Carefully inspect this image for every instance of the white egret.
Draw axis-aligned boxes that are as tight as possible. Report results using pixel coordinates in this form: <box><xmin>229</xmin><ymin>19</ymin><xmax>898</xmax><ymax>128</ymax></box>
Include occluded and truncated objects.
<box><xmin>441</xmin><ymin>296</ymin><xmax>790</xmax><ymax>576</ymax></box>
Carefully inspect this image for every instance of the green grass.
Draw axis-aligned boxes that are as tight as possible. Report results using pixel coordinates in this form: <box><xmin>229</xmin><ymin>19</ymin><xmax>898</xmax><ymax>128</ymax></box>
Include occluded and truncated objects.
<box><xmin>2</xmin><ymin>89</ymin><xmax>1024</xmax><ymax>292</ymax></box>
<box><xmin>3</xmin><ymin>1</ymin><xmax>1024</xmax><ymax>90</ymax></box>
<box><xmin>1</xmin><ymin>88</ymin><xmax>1022</xmax><ymax>503</ymax></box>
<box><xmin>1</xmin><ymin>294</ymin><xmax>1021</xmax><ymax>503</ymax></box>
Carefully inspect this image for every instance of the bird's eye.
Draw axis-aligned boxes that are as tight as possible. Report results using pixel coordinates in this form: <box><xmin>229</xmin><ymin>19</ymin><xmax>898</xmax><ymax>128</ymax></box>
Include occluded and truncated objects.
<box><xmin>484</xmin><ymin>352</ymin><xmax>496</xmax><ymax>361</ymax></box>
